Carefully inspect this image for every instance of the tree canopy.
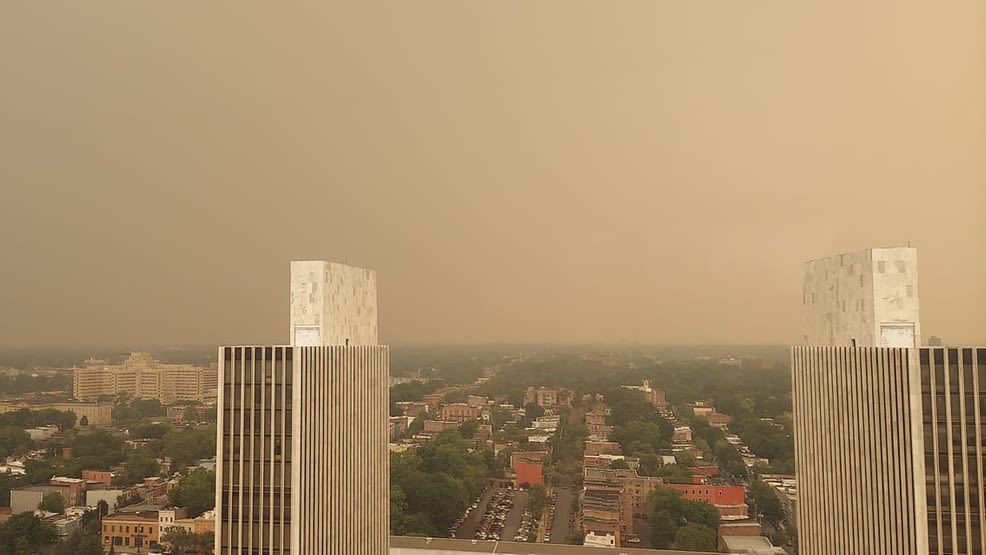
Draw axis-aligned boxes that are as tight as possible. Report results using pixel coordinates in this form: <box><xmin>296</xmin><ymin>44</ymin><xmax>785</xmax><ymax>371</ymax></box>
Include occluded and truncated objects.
<box><xmin>168</xmin><ymin>468</ymin><xmax>216</xmax><ymax>518</ymax></box>
<box><xmin>647</xmin><ymin>487</ymin><xmax>719</xmax><ymax>550</ymax></box>
<box><xmin>390</xmin><ymin>430</ymin><xmax>491</xmax><ymax>536</ymax></box>
<box><xmin>38</xmin><ymin>492</ymin><xmax>64</xmax><ymax>514</ymax></box>
<box><xmin>0</xmin><ymin>512</ymin><xmax>57</xmax><ymax>554</ymax></box>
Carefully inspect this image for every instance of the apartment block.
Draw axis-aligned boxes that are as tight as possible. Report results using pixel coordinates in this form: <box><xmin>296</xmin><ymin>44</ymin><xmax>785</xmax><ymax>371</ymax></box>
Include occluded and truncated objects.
<box><xmin>73</xmin><ymin>352</ymin><xmax>214</xmax><ymax>404</ymax></box>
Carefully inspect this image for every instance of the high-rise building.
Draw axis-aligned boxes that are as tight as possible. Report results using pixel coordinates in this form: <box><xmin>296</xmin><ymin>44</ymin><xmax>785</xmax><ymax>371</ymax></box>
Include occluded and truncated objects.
<box><xmin>215</xmin><ymin>261</ymin><xmax>389</xmax><ymax>555</ymax></box>
<box><xmin>792</xmin><ymin>248</ymin><xmax>985</xmax><ymax>555</ymax></box>
<box><xmin>801</xmin><ymin>247</ymin><xmax>920</xmax><ymax>347</ymax></box>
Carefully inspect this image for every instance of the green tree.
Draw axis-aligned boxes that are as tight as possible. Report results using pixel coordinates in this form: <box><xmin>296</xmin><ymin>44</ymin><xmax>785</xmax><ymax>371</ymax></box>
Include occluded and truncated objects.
<box><xmin>183</xmin><ymin>406</ymin><xmax>200</xmax><ymax>423</ymax></box>
<box><xmin>54</xmin><ymin>528</ymin><xmax>102</xmax><ymax>555</ymax></box>
<box><xmin>168</xmin><ymin>468</ymin><xmax>216</xmax><ymax>518</ymax></box>
<box><xmin>390</xmin><ymin>431</ymin><xmax>492</xmax><ymax>535</ymax></box>
<box><xmin>389</xmin><ymin>486</ymin><xmax>410</xmax><ymax>535</ymax></box>
<box><xmin>161</xmin><ymin>528</ymin><xmax>213</xmax><ymax>554</ymax></box>
<box><xmin>159</xmin><ymin>426</ymin><xmax>216</xmax><ymax>472</ymax></box>
<box><xmin>638</xmin><ymin>454</ymin><xmax>661</xmax><ymax>476</ymax></box>
<box><xmin>112</xmin><ymin>448</ymin><xmax>160</xmax><ymax>487</ymax></box>
<box><xmin>672</xmin><ymin>522</ymin><xmax>717</xmax><ymax>551</ymax></box>
<box><xmin>38</xmin><ymin>492</ymin><xmax>64</xmax><ymax>514</ymax></box>
<box><xmin>521</xmin><ymin>400</ymin><xmax>542</xmax><ymax>416</ymax></box>
<box><xmin>130</xmin><ymin>422</ymin><xmax>170</xmax><ymax>439</ymax></box>
<box><xmin>650</xmin><ymin>508</ymin><xmax>677</xmax><ymax>548</ymax></box>
<box><xmin>655</xmin><ymin>464</ymin><xmax>693</xmax><ymax>484</ymax></box>
<box><xmin>457</xmin><ymin>419</ymin><xmax>480</xmax><ymax>440</ymax></box>
<box><xmin>527</xmin><ymin>484</ymin><xmax>548</xmax><ymax>514</ymax></box>
<box><xmin>0</xmin><ymin>512</ymin><xmax>56</xmax><ymax>554</ymax></box>
<box><xmin>648</xmin><ymin>486</ymin><xmax>720</xmax><ymax>549</ymax></box>
<box><xmin>750</xmin><ymin>480</ymin><xmax>784</xmax><ymax>523</ymax></box>
<box><xmin>0</xmin><ymin>426</ymin><xmax>33</xmax><ymax>459</ymax></box>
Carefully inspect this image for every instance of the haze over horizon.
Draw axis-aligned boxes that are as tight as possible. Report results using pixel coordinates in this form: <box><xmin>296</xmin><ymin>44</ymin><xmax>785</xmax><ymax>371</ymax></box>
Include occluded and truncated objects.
<box><xmin>2</xmin><ymin>3</ymin><xmax>984</xmax><ymax>349</ymax></box>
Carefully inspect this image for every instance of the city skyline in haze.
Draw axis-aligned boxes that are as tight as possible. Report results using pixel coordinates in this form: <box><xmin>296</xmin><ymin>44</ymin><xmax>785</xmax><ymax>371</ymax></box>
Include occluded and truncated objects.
<box><xmin>1</xmin><ymin>3</ymin><xmax>984</xmax><ymax>349</ymax></box>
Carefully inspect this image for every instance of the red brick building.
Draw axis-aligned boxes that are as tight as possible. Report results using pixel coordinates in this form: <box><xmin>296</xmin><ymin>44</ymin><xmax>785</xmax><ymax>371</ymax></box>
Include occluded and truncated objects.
<box><xmin>511</xmin><ymin>451</ymin><xmax>547</xmax><ymax>488</ymax></box>
<box><xmin>667</xmin><ymin>484</ymin><xmax>748</xmax><ymax>520</ymax></box>
<box><xmin>82</xmin><ymin>470</ymin><xmax>113</xmax><ymax>486</ymax></box>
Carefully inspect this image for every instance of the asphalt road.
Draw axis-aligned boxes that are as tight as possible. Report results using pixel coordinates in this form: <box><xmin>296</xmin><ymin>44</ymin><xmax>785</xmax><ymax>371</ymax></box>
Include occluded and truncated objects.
<box><xmin>545</xmin><ymin>487</ymin><xmax>575</xmax><ymax>544</ymax></box>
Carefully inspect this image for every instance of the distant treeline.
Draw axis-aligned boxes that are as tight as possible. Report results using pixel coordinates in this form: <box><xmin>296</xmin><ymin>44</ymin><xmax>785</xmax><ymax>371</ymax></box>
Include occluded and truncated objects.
<box><xmin>0</xmin><ymin>347</ymin><xmax>216</xmax><ymax>371</ymax></box>
<box><xmin>0</xmin><ymin>373</ymin><xmax>72</xmax><ymax>396</ymax></box>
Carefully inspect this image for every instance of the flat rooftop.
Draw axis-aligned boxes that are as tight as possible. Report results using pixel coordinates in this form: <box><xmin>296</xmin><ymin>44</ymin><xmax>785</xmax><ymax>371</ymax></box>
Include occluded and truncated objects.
<box><xmin>389</xmin><ymin>536</ymin><xmax>717</xmax><ymax>554</ymax></box>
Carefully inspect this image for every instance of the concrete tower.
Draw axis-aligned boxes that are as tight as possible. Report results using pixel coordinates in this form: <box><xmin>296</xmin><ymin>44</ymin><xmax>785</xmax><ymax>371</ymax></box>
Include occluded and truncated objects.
<box><xmin>216</xmin><ymin>262</ymin><xmax>389</xmax><ymax>554</ymax></box>
<box><xmin>801</xmin><ymin>247</ymin><xmax>920</xmax><ymax>347</ymax></box>
<box><xmin>792</xmin><ymin>248</ymin><xmax>985</xmax><ymax>555</ymax></box>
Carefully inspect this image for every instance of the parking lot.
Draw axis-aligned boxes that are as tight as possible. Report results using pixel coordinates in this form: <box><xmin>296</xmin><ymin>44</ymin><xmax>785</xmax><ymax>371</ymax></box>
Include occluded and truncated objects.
<box><xmin>451</xmin><ymin>485</ymin><xmax>496</xmax><ymax>539</ymax></box>
<box><xmin>452</xmin><ymin>486</ymin><xmax>523</xmax><ymax>541</ymax></box>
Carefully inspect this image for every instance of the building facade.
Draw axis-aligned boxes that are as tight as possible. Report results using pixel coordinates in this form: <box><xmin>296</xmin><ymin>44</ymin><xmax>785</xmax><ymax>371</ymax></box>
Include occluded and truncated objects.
<box><xmin>793</xmin><ymin>248</ymin><xmax>985</xmax><ymax>555</ymax></box>
<box><xmin>101</xmin><ymin>510</ymin><xmax>161</xmax><ymax>553</ymax></box>
<box><xmin>73</xmin><ymin>352</ymin><xmax>214</xmax><ymax>404</ymax></box>
<box><xmin>802</xmin><ymin>247</ymin><xmax>920</xmax><ymax>347</ymax></box>
<box><xmin>216</xmin><ymin>262</ymin><xmax>389</xmax><ymax>555</ymax></box>
<box><xmin>0</xmin><ymin>401</ymin><xmax>112</xmax><ymax>426</ymax></box>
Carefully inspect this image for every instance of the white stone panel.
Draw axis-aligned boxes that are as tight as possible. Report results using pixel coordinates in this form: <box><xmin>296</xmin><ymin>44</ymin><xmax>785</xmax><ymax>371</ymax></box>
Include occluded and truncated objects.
<box><xmin>802</xmin><ymin>247</ymin><xmax>920</xmax><ymax>347</ymax></box>
<box><xmin>290</xmin><ymin>260</ymin><xmax>378</xmax><ymax>346</ymax></box>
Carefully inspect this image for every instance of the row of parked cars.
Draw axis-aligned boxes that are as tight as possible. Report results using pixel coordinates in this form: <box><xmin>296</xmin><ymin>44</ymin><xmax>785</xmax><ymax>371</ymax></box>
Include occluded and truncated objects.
<box><xmin>474</xmin><ymin>489</ymin><xmax>515</xmax><ymax>540</ymax></box>
<box><xmin>449</xmin><ymin>485</ymin><xmax>491</xmax><ymax>538</ymax></box>
<box><xmin>513</xmin><ymin>509</ymin><xmax>536</xmax><ymax>541</ymax></box>
<box><xmin>543</xmin><ymin>491</ymin><xmax>558</xmax><ymax>542</ymax></box>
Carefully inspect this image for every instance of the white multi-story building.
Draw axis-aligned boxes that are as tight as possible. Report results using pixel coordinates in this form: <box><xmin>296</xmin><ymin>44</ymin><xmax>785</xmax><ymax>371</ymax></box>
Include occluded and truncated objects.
<box><xmin>802</xmin><ymin>246</ymin><xmax>920</xmax><ymax>347</ymax></box>
<box><xmin>216</xmin><ymin>261</ymin><xmax>389</xmax><ymax>555</ymax></box>
<box><xmin>73</xmin><ymin>352</ymin><xmax>214</xmax><ymax>404</ymax></box>
<box><xmin>793</xmin><ymin>248</ymin><xmax>985</xmax><ymax>555</ymax></box>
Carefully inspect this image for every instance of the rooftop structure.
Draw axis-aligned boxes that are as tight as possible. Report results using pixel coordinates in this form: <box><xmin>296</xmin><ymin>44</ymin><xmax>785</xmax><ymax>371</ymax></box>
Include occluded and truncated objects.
<box><xmin>289</xmin><ymin>260</ymin><xmax>378</xmax><ymax>346</ymax></box>
<box><xmin>793</xmin><ymin>248</ymin><xmax>985</xmax><ymax>554</ymax></box>
<box><xmin>801</xmin><ymin>247</ymin><xmax>920</xmax><ymax>347</ymax></box>
<box><xmin>217</xmin><ymin>261</ymin><xmax>389</xmax><ymax>555</ymax></box>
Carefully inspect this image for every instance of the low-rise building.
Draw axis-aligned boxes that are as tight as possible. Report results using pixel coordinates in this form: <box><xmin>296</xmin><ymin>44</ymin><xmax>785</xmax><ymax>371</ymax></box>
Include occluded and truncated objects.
<box><xmin>667</xmin><ymin>484</ymin><xmax>748</xmax><ymax>520</ymax></box>
<box><xmin>0</xmin><ymin>401</ymin><xmax>112</xmax><ymax>426</ymax></box>
<box><xmin>51</xmin><ymin>515</ymin><xmax>83</xmax><ymax>537</ymax></box>
<box><xmin>193</xmin><ymin>510</ymin><xmax>215</xmax><ymax>534</ymax></box>
<box><xmin>101</xmin><ymin>510</ymin><xmax>160</xmax><ymax>553</ymax></box>
<box><xmin>158</xmin><ymin>506</ymin><xmax>189</xmax><ymax>535</ymax></box>
<box><xmin>721</xmin><ymin>535</ymin><xmax>786</xmax><ymax>554</ymax></box>
<box><xmin>621</xmin><ymin>380</ymin><xmax>666</xmax><ymax>408</ymax></box>
<box><xmin>49</xmin><ymin>477</ymin><xmax>86</xmax><ymax>506</ymax></box>
<box><xmin>584</xmin><ymin>441</ymin><xmax>622</xmax><ymax>456</ymax></box>
<box><xmin>707</xmin><ymin>411</ymin><xmax>732</xmax><ymax>429</ymax></box>
<box><xmin>439</xmin><ymin>403</ymin><xmax>479</xmax><ymax>423</ymax></box>
<box><xmin>511</xmin><ymin>451</ymin><xmax>548</xmax><ymax>488</ymax></box>
<box><xmin>10</xmin><ymin>481</ymin><xmax>84</xmax><ymax>515</ymax></box>
<box><xmin>423</xmin><ymin>420</ymin><xmax>459</xmax><ymax>434</ymax></box>
<box><xmin>82</xmin><ymin>470</ymin><xmax>113</xmax><ymax>486</ymax></box>
<box><xmin>671</xmin><ymin>426</ymin><xmax>693</xmax><ymax>443</ymax></box>
<box><xmin>524</xmin><ymin>387</ymin><xmax>559</xmax><ymax>408</ymax></box>
<box><xmin>86</xmin><ymin>486</ymin><xmax>126</xmax><ymax>513</ymax></box>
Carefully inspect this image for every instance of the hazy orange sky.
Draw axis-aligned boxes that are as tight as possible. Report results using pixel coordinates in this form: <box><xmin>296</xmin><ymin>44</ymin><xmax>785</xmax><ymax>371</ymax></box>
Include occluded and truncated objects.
<box><xmin>1</xmin><ymin>2</ymin><xmax>984</xmax><ymax>348</ymax></box>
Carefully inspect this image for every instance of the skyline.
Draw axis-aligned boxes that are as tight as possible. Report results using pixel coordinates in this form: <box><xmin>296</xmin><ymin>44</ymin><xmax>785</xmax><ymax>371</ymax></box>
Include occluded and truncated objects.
<box><xmin>2</xmin><ymin>2</ymin><xmax>984</xmax><ymax>348</ymax></box>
